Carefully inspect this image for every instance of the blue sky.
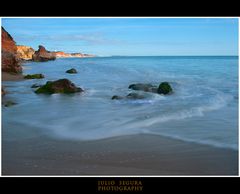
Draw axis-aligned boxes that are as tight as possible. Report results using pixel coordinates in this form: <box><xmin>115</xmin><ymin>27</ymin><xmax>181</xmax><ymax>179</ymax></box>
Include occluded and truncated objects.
<box><xmin>1</xmin><ymin>18</ymin><xmax>239</xmax><ymax>56</ymax></box>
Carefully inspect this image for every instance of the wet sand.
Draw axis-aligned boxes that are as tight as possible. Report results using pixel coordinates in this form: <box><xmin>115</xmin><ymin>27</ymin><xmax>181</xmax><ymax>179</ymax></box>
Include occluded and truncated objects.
<box><xmin>2</xmin><ymin>72</ymin><xmax>24</xmax><ymax>81</ymax></box>
<box><xmin>2</xmin><ymin>132</ymin><xmax>238</xmax><ymax>176</ymax></box>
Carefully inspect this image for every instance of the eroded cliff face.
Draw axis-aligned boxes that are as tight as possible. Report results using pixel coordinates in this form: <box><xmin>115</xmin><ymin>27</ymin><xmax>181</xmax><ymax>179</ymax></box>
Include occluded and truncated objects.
<box><xmin>32</xmin><ymin>45</ymin><xmax>56</xmax><ymax>62</ymax></box>
<box><xmin>16</xmin><ymin>45</ymin><xmax>35</xmax><ymax>60</ymax></box>
<box><xmin>1</xmin><ymin>27</ymin><xmax>22</xmax><ymax>73</ymax></box>
<box><xmin>53</xmin><ymin>51</ymin><xmax>96</xmax><ymax>58</ymax></box>
<box><xmin>54</xmin><ymin>51</ymin><xmax>72</xmax><ymax>58</ymax></box>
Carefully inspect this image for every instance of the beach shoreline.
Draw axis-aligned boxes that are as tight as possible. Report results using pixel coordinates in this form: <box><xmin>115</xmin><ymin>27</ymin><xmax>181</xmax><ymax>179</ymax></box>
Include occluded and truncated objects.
<box><xmin>2</xmin><ymin>132</ymin><xmax>238</xmax><ymax>176</ymax></box>
<box><xmin>1</xmin><ymin>72</ymin><xmax>24</xmax><ymax>81</ymax></box>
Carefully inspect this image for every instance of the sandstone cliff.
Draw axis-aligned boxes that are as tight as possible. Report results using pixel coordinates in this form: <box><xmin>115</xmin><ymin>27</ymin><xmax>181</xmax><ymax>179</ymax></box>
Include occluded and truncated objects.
<box><xmin>1</xmin><ymin>27</ymin><xmax>22</xmax><ymax>73</ymax></box>
<box><xmin>32</xmin><ymin>45</ymin><xmax>56</xmax><ymax>62</ymax></box>
<box><xmin>53</xmin><ymin>51</ymin><xmax>96</xmax><ymax>58</ymax></box>
<box><xmin>16</xmin><ymin>45</ymin><xmax>35</xmax><ymax>60</ymax></box>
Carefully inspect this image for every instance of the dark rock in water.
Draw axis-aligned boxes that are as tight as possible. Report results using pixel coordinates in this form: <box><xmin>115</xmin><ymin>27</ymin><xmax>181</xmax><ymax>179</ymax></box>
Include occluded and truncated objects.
<box><xmin>129</xmin><ymin>82</ymin><xmax>173</xmax><ymax>95</ymax></box>
<box><xmin>128</xmin><ymin>83</ymin><xmax>156</xmax><ymax>92</ymax></box>
<box><xmin>3</xmin><ymin>100</ymin><xmax>17</xmax><ymax>107</ymax></box>
<box><xmin>32</xmin><ymin>45</ymin><xmax>56</xmax><ymax>62</ymax></box>
<box><xmin>31</xmin><ymin>83</ymin><xmax>42</xmax><ymax>88</ymax></box>
<box><xmin>157</xmin><ymin>82</ymin><xmax>173</xmax><ymax>95</ymax></box>
<box><xmin>126</xmin><ymin>92</ymin><xmax>145</xmax><ymax>99</ymax></box>
<box><xmin>35</xmin><ymin>79</ymin><xmax>83</xmax><ymax>94</ymax></box>
<box><xmin>112</xmin><ymin>95</ymin><xmax>124</xmax><ymax>100</ymax></box>
<box><xmin>24</xmin><ymin>74</ymin><xmax>44</xmax><ymax>79</ymax></box>
<box><xmin>66</xmin><ymin>68</ymin><xmax>77</xmax><ymax>74</ymax></box>
<box><xmin>112</xmin><ymin>93</ymin><xmax>145</xmax><ymax>100</ymax></box>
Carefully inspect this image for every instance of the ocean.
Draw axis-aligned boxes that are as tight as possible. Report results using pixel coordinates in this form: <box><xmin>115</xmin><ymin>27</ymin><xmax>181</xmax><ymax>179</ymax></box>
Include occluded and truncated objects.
<box><xmin>2</xmin><ymin>56</ymin><xmax>238</xmax><ymax>150</ymax></box>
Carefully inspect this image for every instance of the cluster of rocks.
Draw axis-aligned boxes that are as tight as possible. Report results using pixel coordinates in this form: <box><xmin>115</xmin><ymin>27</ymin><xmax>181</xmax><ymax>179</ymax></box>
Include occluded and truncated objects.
<box><xmin>112</xmin><ymin>82</ymin><xmax>173</xmax><ymax>100</ymax></box>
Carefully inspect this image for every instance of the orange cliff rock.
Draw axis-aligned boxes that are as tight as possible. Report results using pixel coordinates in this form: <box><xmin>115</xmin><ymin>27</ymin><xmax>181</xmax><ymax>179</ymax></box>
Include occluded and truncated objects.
<box><xmin>54</xmin><ymin>51</ymin><xmax>71</xmax><ymax>58</ymax></box>
<box><xmin>32</xmin><ymin>45</ymin><xmax>56</xmax><ymax>62</ymax></box>
<box><xmin>16</xmin><ymin>45</ymin><xmax>35</xmax><ymax>60</ymax></box>
<box><xmin>1</xmin><ymin>27</ymin><xmax>22</xmax><ymax>73</ymax></box>
<box><xmin>53</xmin><ymin>51</ymin><xmax>96</xmax><ymax>58</ymax></box>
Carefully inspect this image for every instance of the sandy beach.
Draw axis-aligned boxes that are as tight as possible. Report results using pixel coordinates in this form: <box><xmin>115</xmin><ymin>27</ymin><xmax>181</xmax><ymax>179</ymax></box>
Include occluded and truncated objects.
<box><xmin>2</xmin><ymin>132</ymin><xmax>238</xmax><ymax>176</ymax></box>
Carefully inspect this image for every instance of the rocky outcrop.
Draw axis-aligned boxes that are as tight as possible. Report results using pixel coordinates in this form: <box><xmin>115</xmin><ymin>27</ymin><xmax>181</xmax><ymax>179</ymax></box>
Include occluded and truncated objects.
<box><xmin>16</xmin><ymin>45</ymin><xmax>35</xmax><ymax>60</ymax></box>
<box><xmin>129</xmin><ymin>82</ymin><xmax>173</xmax><ymax>95</ymax></box>
<box><xmin>1</xmin><ymin>27</ymin><xmax>22</xmax><ymax>73</ymax></box>
<box><xmin>35</xmin><ymin>79</ymin><xmax>83</xmax><ymax>94</ymax></box>
<box><xmin>32</xmin><ymin>45</ymin><xmax>56</xmax><ymax>62</ymax></box>
<box><xmin>66</xmin><ymin>68</ymin><xmax>77</xmax><ymax>74</ymax></box>
<box><xmin>24</xmin><ymin>74</ymin><xmax>45</xmax><ymax>79</ymax></box>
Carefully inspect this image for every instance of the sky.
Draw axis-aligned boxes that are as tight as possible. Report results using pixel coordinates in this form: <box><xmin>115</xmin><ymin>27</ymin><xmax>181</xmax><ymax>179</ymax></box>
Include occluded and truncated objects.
<box><xmin>1</xmin><ymin>17</ymin><xmax>239</xmax><ymax>56</ymax></box>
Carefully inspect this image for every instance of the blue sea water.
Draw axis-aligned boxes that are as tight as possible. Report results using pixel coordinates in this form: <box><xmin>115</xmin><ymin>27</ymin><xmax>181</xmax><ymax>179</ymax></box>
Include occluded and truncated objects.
<box><xmin>2</xmin><ymin>56</ymin><xmax>238</xmax><ymax>150</ymax></box>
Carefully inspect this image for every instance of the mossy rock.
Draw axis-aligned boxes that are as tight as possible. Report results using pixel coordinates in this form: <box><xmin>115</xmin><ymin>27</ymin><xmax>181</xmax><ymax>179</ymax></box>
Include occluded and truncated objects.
<box><xmin>66</xmin><ymin>68</ymin><xmax>77</xmax><ymax>74</ymax></box>
<box><xmin>35</xmin><ymin>79</ymin><xmax>83</xmax><ymax>94</ymax></box>
<box><xmin>157</xmin><ymin>82</ymin><xmax>173</xmax><ymax>94</ymax></box>
<box><xmin>24</xmin><ymin>74</ymin><xmax>44</xmax><ymax>79</ymax></box>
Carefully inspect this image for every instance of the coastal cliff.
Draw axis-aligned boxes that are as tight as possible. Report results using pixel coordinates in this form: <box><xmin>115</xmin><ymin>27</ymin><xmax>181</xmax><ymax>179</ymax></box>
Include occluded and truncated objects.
<box><xmin>54</xmin><ymin>51</ymin><xmax>96</xmax><ymax>58</ymax></box>
<box><xmin>1</xmin><ymin>27</ymin><xmax>22</xmax><ymax>73</ymax></box>
<box><xmin>32</xmin><ymin>45</ymin><xmax>56</xmax><ymax>62</ymax></box>
<box><xmin>16</xmin><ymin>45</ymin><xmax>35</xmax><ymax>60</ymax></box>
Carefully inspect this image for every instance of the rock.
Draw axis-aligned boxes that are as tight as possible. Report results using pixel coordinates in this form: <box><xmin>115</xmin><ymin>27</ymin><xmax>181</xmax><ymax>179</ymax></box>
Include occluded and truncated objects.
<box><xmin>112</xmin><ymin>93</ymin><xmax>145</xmax><ymax>100</ymax></box>
<box><xmin>128</xmin><ymin>83</ymin><xmax>157</xmax><ymax>92</ymax></box>
<box><xmin>112</xmin><ymin>95</ymin><xmax>124</xmax><ymax>100</ymax></box>
<box><xmin>35</xmin><ymin>79</ymin><xmax>83</xmax><ymax>94</ymax></box>
<box><xmin>2</xmin><ymin>87</ymin><xmax>6</xmax><ymax>96</ymax></box>
<box><xmin>1</xmin><ymin>27</ymin><xmax>22</xmax><ymax>73</ymax></box>
<box><xmin>66</xmin><ymin>68</ymin><xmax>77</xmax><ymax>74</ymax></box>
<box><xmin>126</xmin><ymin>92</ymin><xmax>145</xmax><ymax>99</ymax></box>
<box><xmin>16</xmin><ymin>45</ymin><xmax>35</xmax><ymax>60</ymax></box>
<box><xmin>157</xmin><ymin>82</ymin><xmax>173</xmax><ymax>94</ymax></box>
<box><xmin>24</xmin><ymin>74</ymin><xmax>45</xmax><ymax>79</ymax></box>
<box><xmin>32</xmin><ymin>45</ymin><xmax>56</xmax><ymax>62</ymax></box>
<box><xmin>31</xmin><ymin>83</ymin><xmax>42</xmax><ymax>88</ymax></box>
<box><xmin>3</xmin><ymin>100</ymin><xmax>17</xmax><ymax>107</ymax></box>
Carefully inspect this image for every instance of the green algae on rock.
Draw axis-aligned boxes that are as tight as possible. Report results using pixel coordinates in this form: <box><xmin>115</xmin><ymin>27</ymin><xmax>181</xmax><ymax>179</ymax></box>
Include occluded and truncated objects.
<box><xmin>35</xmin><ymin>79</ymin><xmax>83</xmax><ymax>94</ymax></box>
<box><xmin>24</xmin><ymin>74</ymin><xmax>44</xmax><ymax>79</ymax></box>
<box><xmin>157</xmin><ymin>82</ymin><xmax>173</xmax><ymax>95</ymax></box>
<box><xmin>66</xmin><ymin>68</ymin><xmax>77</xmax><ymax>74</ymax></box>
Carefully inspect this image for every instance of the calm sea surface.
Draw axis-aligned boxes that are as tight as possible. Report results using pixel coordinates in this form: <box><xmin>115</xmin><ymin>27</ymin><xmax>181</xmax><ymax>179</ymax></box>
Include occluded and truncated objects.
<box><xmin>2</xmin><ymin>56</ymin><xmax>238</xmax><ymax>150</ymax></box>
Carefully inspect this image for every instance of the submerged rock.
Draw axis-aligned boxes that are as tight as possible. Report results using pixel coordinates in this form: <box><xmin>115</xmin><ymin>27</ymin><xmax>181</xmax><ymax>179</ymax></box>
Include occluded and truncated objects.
<box><xmin>128</xmin><ymin>83</ymin><xmax>157</xmax><ymax>92</ymax></box>
<box><xmin>66</xmin><ymin>68</ymin><xmax>77</xmax><ymax>74</ymax></box>
<box><xmin>129</xmin><ymin>82</ymin><xmax>173</xmax><ymax>95</ymax></box>
<box><xmin>112</xmin><ymin>95</ymin><xmax>124</xmax><ymax>100</ymax></box>
<box><xmin>32</xmin><ymin>45</ymin><xmax>56</xmax><ymax>62</ymax></box>
<box><xmin>3</xmin><ymin>100</ymin><xmax>17</xmax><ymax>107</ymax></box>
<box><xmin>157</xmin><ymin>82</ymin><xmax>172</xmax><ymax>94</ymax></box>
<box><xmin>24</xmin><ymin>74</ymin><xmax>44</xmax><ymax>79</ymax></box>
<box><xmin>31</xmin><ymin>83</ymin><xmax>42</xmax><ymax>88</ymax></box>
<box><xmin>35</xmin><ymin>79</ymin><xmax>83</xmax><ymax>94</ymax></box>
<box><xmin>126</xmin><ymin>92</ymin><xmax>145</xmax><ymax>99</ymax></box>
<box><xmin>112</xmin><ymin>93</ymin><xmax>145</xmax><ymax>100</ymax></box>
